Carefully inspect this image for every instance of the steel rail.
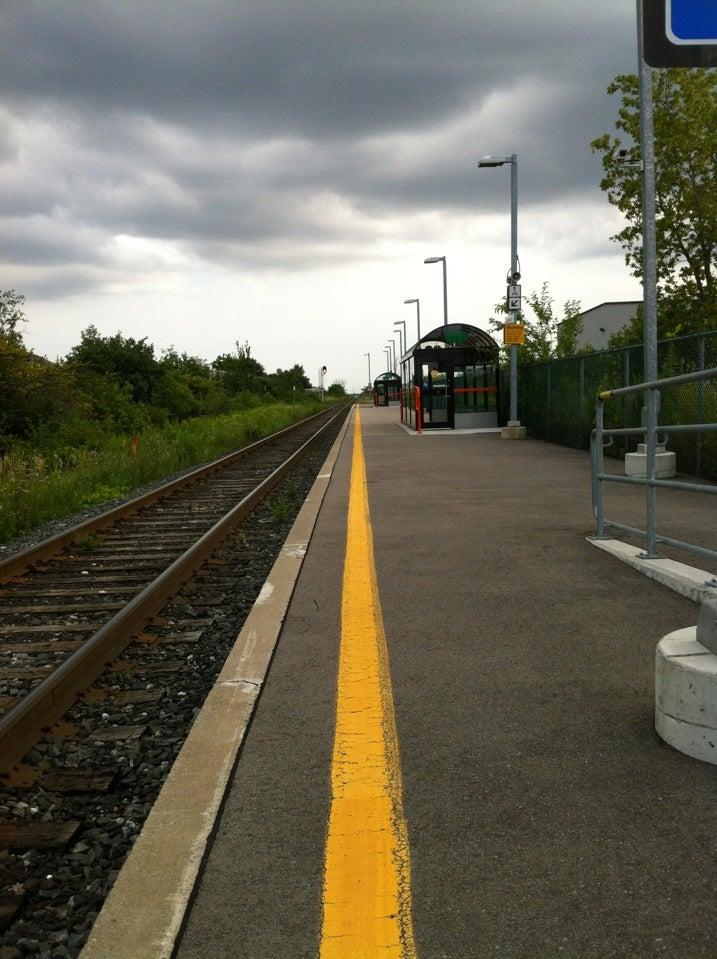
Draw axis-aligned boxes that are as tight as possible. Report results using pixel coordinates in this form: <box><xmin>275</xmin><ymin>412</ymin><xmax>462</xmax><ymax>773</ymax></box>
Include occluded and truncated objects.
<box><xmin>598</xmin><ymin>366</ymin><xmax>717</xmax><ymax>400</ymax></box>
<box><xmin>0</xmin><ymin>404</ymin><xmax>340</xmax><ymax>583</ymax></box>
<box><xmin>0</xmin><ymin>404</ymin><xmax>350</xmax><ymax>775</ymax></box>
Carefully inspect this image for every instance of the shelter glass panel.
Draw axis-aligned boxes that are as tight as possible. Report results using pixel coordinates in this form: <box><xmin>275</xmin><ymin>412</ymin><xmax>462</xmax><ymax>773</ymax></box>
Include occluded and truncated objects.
<box><xmin>454</xmin><ymin>362</ymin><xmax>497</xmax><ymax>413</ymax></box>
<box><xmin>421</xmin><ymin>360</ymin><xmax>450</xmax><ymax>427</ymax></box>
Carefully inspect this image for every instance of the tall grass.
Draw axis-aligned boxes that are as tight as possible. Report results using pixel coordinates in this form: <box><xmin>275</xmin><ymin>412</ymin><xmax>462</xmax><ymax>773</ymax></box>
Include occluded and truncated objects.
<box><xmin>0</xmin><ymin>401</ymin><xmax>325</xmax><ymax>543</ymax></box>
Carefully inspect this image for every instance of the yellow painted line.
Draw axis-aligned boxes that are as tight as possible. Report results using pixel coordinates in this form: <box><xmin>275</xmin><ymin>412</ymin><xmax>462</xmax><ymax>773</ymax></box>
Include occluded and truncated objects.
<box><xmin>320</xmin><ymin>408</ymin><xmax>416</xmax><ymax>959</ymax></box>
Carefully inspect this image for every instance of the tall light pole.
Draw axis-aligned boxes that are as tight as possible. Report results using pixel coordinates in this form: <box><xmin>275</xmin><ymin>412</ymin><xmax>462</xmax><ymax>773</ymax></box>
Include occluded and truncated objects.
<box><xmin>393</xmin><ymin>321</ymin><xmax>405</xmax><ymax>360</ymax></box>
<box><xmin>478</xmin><ymin>153</ymin><xmax>524</xmax><ymax>433</ymax></box>
<box><xmin>404</xmin><ymin>298</ymin><xmax>421</xmax><ymax>340</ymax></box>
<box><xmin>384</xmin><ymin>347</ymin><xmax>391</xmax><ymax>373</ymax></box>
<box><xmin>388</xmin><ymin>339</ymin><xmax>398</xmax><ymax>373</ymax></box>
<box><xmin>364</xmin><ymin>351</ymin><xmax>371</xmax><ymax>390</ymax></box>
<box><xmin>424</xmin><ymin>256</ymin><xmax>448</xmax><ymax>327</ymax></box>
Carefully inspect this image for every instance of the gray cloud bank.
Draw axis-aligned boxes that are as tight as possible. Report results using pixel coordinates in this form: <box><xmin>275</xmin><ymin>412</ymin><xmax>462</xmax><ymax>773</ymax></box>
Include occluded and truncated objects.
<box><xmin>1</xmin><ymin>1</ymin><xmax>637</xmax><ymax>297</ymax></box>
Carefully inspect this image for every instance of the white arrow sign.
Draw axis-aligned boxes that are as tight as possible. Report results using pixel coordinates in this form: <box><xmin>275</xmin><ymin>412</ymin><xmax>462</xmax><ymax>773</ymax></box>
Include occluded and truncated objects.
<box><xmin>507</xmin><ymin>284</ymin><xmax>521</xmax><ymax>312</ymax></box>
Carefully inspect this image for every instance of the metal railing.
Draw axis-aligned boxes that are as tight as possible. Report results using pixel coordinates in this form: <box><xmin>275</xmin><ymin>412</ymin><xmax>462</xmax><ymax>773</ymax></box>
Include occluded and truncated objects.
<box><xmin>590</xmin><ymin>367</ymin><xmax>717</xmax><ymax>564</ymax></box>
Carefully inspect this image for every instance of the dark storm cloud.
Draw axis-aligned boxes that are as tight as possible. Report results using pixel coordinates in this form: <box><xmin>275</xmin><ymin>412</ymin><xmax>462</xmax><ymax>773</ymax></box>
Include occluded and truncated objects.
<box><xmin>17</xmin><ymin>268</ymin><xmax>109</xmax><ymax>300</ymax></box>
<box><xmin>1</xmin><ymin>1</ymin><xmax>630</xmax><ymax>136</ymax></box>
<box><xmin>0</xmin><ymin>1</ymin><xmax>638</xmax><ymax>294</ymax></box>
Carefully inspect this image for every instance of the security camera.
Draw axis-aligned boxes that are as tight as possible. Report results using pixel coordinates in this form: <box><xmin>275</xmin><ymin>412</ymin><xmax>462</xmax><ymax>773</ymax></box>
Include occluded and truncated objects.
<box><xmin>512</xmin><ymin>271</ymin><xmax>521</xmax><ymax>282</ymax></box>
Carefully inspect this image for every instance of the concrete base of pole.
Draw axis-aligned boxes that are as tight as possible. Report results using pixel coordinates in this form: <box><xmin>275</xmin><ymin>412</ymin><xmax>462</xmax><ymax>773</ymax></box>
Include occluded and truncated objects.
<box><xmin>655</xmin><ymin>626</ymin><xmax>717</xmax><ymax>765</ymax></box>
<box><xmin>501</xmin><ymin>425</ymin><xmax>527</xmax><ymax>440</ymax></box>
<box><xmin>625</xmin><ymin>445</ymin><xmax>676</xmax><ymax>478</ymax></box>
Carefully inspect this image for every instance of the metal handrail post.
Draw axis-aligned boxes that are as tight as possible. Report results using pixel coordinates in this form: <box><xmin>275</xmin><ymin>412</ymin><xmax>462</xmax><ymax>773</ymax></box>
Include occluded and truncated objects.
<box><xmin>590</xmin><ymin>430</ymin><xmax>598</xmax><ymax>520</ymax></box>
<box><xmin>622</xmin><ymin>349</ymin><xmax>630</xmax><ymax>456</ymax></box>
<box><xmin>643</xmin><ymin>387</ymin><xmax>659</xmax><ymax>558</ymax></box>
<box><xmin>595</xmin><ymin>399</ymin><xmax>606</xmax><ymax>537</ymax></box>
<box><xmin>578</xmin><ymin>357</ymin><xmax>585</xmax><ymax>448</ymax></box>
<box><xmin>697</xmin><ymin>334</ymin><xmax>705</xmax><ymax>476</ymax></box>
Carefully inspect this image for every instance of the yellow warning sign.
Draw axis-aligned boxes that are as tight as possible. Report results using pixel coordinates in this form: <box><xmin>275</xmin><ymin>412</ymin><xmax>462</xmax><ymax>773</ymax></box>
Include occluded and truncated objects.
<box><xmin>503</xmin><ymin>323</ymin><xmax>525</xmax><ymax>346</ymax></box>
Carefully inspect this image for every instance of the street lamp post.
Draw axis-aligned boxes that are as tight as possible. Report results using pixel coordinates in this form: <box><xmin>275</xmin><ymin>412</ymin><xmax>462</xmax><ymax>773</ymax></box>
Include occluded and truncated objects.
<box><xmin>403</xmin><ymin>298</ymin><xmax>421</xmax><ymax>340</ymax></box>
<box><xmin>393</xmin><ymin>322</ymin><xmax>405</xmax><ymax>361</ymax></box>
<box><xmin>364</xmin><ymin>352</ymin><xmax>371</xmax><ymax>391</ymax></box>
<box><xmin>389</xmin><ymin>339</ymin><xmax>398</xmax><ymax>373</ymax></box>
<box><xmin>424</xmin><ymin>256</ymin><xmax>448</xmax><ymax>327</ymax></box>
<box><xmin>478</xmin><ymin>153</ymin><xmax>525</xmax><ymax>435</ymax></box>
<box><xmin>384</xmin><ymin>347</ymin><xmax>391</xmax><ymax>373</ymax></box>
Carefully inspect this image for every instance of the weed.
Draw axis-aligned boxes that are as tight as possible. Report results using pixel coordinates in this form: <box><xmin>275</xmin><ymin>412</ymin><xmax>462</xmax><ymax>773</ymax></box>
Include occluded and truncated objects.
<box><xmin>269</xmin><ymin>494</ymin><xmax>291</xmax><ymax>525</ymax></box>
<box><xmin>72</xmin><ymin>532</ymin><xmax>103</xmax><ymax>552</ymax></box>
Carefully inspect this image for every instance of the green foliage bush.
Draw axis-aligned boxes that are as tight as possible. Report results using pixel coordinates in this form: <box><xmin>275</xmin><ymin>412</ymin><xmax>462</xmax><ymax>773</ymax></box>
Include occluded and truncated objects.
<box><xmin>0</xmin><ymin>292</ymin><xmax>332</xmax><ymax>541</ymax></box>
<box><xmin>0</xmin><ymin>402</ymin><xmax>324</xmax><ymax>542</ymax></box>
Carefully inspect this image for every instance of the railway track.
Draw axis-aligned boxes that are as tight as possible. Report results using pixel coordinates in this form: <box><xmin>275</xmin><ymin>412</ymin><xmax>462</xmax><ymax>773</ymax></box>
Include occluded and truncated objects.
<box><xmin>0</xmin><ymin>403</ymin><xmax>349</xmax><ymax>778</ymax></box>
<box><xmin>0</xmin><ymin>402</ymin><xmax>350</xmax><ymax>950</ymax></box>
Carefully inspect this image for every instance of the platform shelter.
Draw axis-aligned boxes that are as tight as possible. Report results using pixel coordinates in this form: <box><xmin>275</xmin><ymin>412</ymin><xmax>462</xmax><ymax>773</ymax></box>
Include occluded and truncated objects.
<box><xmin>373</xmin><ymin>371</ymin><xmax>401</xmax><ymax>406</ymax></box>
<box><xmin>400</xmin><ymin>322</ymin><xmax>500</xmax><ymax>430</ymax></box>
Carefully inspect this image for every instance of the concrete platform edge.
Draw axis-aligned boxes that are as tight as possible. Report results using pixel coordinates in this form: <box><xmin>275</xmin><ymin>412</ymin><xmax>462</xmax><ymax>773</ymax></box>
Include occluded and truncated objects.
<box><xmin>79</xmin><ymin>407</ymin><xmax>354</xmax><ymax>959</ymax></box>
<box><xmin>587</xmin><ymin>537</ymin><xmax>717</xmax><ymax>604</ymax></box>
<box><xmin>397</xmin><ymin>422</ymin><xmax>501</xmax><ymax>436</ymax></box>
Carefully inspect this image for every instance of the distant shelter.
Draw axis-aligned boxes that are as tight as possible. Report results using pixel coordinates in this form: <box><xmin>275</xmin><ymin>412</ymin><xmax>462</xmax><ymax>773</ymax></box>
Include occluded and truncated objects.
<box><xmin>373</xmin><ymin>371</ymin><xmax>401</xmax><ymax>406</ymax></box>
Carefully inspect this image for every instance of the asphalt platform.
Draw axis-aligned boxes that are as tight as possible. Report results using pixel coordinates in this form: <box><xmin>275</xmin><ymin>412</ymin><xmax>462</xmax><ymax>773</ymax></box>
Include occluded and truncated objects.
<box><xmin>175</xmin><ymin>406</ymin><xmax>716</xmax><ymax>959</ymax></box>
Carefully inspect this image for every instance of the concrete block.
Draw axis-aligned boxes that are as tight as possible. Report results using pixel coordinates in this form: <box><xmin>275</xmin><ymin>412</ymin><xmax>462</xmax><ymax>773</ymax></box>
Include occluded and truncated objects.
<box><xmin>500</xmin><ymin>425</ymin><xmax>527</xmax><ymax>440</ymax></box>
<box><xmin>696</xmin><ymin>596</ymin><xmax>717</xmax><ymax>655</ymax></box>
<box><xmin>624</xmin><ymin>449</ymin><xmax>676</xmax><ymax>478</ymax></box>
<box><xmin>587</xmin><ymin>537</ymin><xmax>717</xmax><ymax>604</ymax></box>
<box><xmin>655</xmin><ymin>709</ymin><xmax>717</xmax><ymax>765</ymax></box>
<box><xmin>655</xmin><ymin>627</ymin><xmax>717</xmax><ymax>765</ymax></box>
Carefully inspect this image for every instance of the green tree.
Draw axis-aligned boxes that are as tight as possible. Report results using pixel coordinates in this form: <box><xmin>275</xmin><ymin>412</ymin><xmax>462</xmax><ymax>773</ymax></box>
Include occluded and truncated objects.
<box><xmin>267</xmin><ymin>364</ymin><xmax>312</xmax><ymax>399</ymax></box>
<box><xmin>591</xmin><ymin>69</ymin><xmax>717</xmax><ymax>340</ymax></box>
<box><xmin>212</xmin><ymin>341</ymin><xmax>266</xmax><ymax>396</ymax></box>
<box><xmin>488</xmin><ymin>282</ymin><xmax>583</xmax><ymax>362</ymax></box>
<box><xmin>0</xmin><ymin>339</ymin><xmax>81</xmax><ymax>446</ymax></box>
<box><xmin>326</xmin><ymin>380</ymin><xmax>347</xmax><ymax>397</ymax></box>
<box><xmin>0</xmin><ymin>289</ymin><xmax>27</xmax><ymax>344</ymax></box>
<box><xmin>66</xmin><ymin>326</ymin><xmax>165</xmax><ymax>405</ymax></box>
<box><xmin>160</xmin><ymin>347</ymin><xmax>211</xmax><ymax>378</ymax></box>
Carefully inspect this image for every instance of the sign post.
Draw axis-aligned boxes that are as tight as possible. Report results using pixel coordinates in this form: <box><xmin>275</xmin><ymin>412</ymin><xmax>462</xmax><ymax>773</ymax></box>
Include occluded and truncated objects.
<box><xmin>635</xmin><ymin>0</ymin><xmax>715</xmax><ymax>551</ymax></box>
<box><xmin>636</xmin><ymin>0</ymin><xmax>661</xmax><ymax>555</ymax></box>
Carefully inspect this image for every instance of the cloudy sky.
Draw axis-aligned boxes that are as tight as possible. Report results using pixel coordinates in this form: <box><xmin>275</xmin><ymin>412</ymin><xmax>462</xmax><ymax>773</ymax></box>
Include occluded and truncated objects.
<box><xmin>1</xmin><ymin>1</ymin><xmax>643</xmax><ymax>390</ymax></box>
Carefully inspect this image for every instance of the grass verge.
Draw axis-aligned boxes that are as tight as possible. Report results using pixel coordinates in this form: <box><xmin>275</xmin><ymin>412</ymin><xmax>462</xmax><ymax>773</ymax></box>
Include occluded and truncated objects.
<box><xmin>0</xmin><ymin>401</ymin><xmax>327</xmax><ymax>543</ymax></box>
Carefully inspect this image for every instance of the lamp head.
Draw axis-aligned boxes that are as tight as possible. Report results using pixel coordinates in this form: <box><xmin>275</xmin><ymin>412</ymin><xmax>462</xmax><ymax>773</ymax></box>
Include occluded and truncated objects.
<box><xmin>404</xmin><ymin>298</ymin><xmax>417</xmax><ymax>304</ymax></box>
<box><xmin>423</xmin><ymin>256</ymin><xmax>444</xmax><ymax>264</ymax></box>
<box><xmin>478</xmin><ymin>155</ymin><xmax>508</xmax><ymax>168</ymax></box>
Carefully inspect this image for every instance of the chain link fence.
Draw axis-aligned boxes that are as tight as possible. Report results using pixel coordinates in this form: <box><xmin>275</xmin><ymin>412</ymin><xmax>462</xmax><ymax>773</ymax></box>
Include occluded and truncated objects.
<box><xmin>500</xmin><ymin>331</ymin><xmax>717</xmax><ymax>480</ymax></box>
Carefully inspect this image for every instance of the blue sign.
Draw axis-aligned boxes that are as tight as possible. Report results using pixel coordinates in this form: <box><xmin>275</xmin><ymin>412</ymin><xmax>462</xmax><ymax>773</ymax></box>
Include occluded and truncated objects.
<box><xmin>667</xmin><ymin>0</ymin><xmax>717</xmax><ymax>43</ymax></box>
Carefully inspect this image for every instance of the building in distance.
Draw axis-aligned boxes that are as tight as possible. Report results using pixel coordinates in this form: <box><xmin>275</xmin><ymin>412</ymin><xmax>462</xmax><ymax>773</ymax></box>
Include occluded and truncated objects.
<box><xmin>558</xmin><ymin>301</ymin><xmax>641</xmax><ymax>352</ymax></box>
